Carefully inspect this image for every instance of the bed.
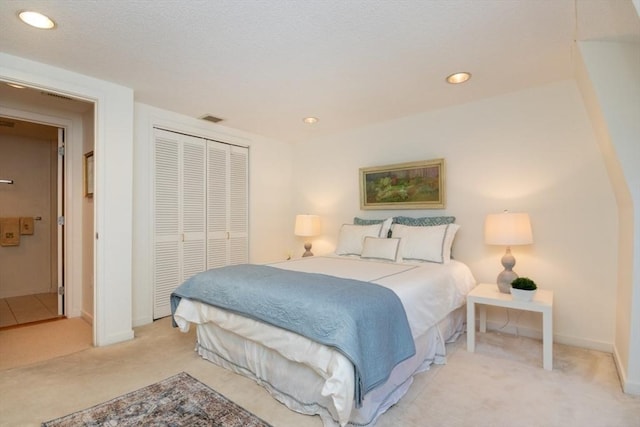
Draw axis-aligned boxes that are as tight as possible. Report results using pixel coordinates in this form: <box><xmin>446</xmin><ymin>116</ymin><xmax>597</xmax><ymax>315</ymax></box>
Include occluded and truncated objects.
<box><xmin>172</xmin><ymin>219</ymin><xmax>477</xmax><ymax>427</ymax></box>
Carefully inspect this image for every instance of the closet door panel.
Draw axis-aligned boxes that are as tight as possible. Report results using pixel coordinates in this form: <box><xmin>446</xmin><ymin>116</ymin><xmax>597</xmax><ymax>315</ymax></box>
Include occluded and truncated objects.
<box><xmin>207</xmin><ymin>239</ymin><xmax>228</xmax><ymax>269</ymax></box>
<box><xmin>207</xmin><ymin>141</ymin><xmax>230</xmax><ymax>268</ymax></box>
<box><xmin>181</xmin><ymin>137</ymin><xmax>206</xmax><ymax>280</ymax></box>
<box><xmin>154</xmin><ymin>241</ymin><xmax>180</xmax><ymax>316</ymax></box>
<box><xmin>229</xmin><ymin>146</ymin><xmax>249</xmax><ymax>265</ymax></box>
<box><xmin>153</xmin><ymin>129</ymin><xmax>181</xmax><ymax>317</ymax></box>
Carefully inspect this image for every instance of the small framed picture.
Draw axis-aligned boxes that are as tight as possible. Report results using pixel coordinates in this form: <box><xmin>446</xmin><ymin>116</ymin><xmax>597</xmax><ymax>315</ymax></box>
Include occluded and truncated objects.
<box><xmin>84</xmin><ymin>151</ymin><xmax>94</xmax><ymax>198</ymax></box>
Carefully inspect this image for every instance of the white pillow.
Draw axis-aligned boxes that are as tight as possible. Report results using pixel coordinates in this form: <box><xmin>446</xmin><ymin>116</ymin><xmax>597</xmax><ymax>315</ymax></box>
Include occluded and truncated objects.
<box><xmin>391</xmin><ymin>223</ymin><xmax>460</xmax><ymax>263</ymax></box>
<box><xmin>360</xmin><ymin>237</ymin><xmax>401</xmax><ymax>262</ymax></box>
<box><xmin>335</xmin><ymin>223</ymin><xmax>383</xmax><ymax>255</ymax></box>
<box><xmin>442</xmin><ymin>223</ymin><xmax>460</xmax><ymax>261</ymax></box>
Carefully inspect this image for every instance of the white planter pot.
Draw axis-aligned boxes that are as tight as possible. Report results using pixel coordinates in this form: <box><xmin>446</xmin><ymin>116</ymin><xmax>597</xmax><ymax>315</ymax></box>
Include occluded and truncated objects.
<box><xmin>511</xmin><ymin>287</ymin><xmax>536</xmax><ymax>301</ymax></box>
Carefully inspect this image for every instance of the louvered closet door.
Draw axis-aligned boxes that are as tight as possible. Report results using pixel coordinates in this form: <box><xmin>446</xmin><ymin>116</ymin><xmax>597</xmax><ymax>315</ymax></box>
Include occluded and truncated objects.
<box><xmin>153</xmin><ymin>129</ymin><xmax>206</xmax><ymax>319</ymax></box>
<box><xmin>228</xmin><ymin>146</ymin><xmax>248</xmax><ymax>265</ymax></box>
<box><xmin>154</xmin><ymin>129</ymin><xmax>180</xmax><ymax>318</ymax></box>
<box><xmin>181</xmin><ymin>136</ymin><xmax>207</xmax><ymax>281</ymax></box>
<box><xmin>206</xmin><ymin>141</ymin><xmax>248</xmax><ymax>268</ymax></box>
<box><xmin>207</xmin><ymin>141</ymin><xmax>229</xmax><ymax>268</ymax></box>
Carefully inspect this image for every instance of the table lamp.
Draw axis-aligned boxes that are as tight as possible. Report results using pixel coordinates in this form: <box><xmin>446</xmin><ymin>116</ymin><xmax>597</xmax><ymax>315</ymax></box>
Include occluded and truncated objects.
<box><xmin>294</xmin><ymin>214</ymin><xmax>321</xmax><ymax>257</ymax></box>
<box><xmin>484</xmin><ymin>211</ymin><xmax>533</xmax><ymax>293</ymax></box>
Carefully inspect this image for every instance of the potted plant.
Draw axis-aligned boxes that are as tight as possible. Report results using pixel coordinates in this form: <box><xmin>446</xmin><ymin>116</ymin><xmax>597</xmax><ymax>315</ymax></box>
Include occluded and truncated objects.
<box><xmin>510</xmin><ymin>277</ymin><xmax>537</xmax><ymax>301</ymax></box>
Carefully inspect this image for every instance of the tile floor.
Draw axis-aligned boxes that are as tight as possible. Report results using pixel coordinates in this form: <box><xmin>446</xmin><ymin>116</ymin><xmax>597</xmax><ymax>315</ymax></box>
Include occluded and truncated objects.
<box><xmin>0</xmin><ymin>293</ymin><xmax>59</xmax><ymax>328</ymax></box>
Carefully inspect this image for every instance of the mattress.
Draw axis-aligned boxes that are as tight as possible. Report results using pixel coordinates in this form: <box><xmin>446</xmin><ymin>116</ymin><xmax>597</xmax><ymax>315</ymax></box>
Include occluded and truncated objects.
<box><xmin>173</xmin><ymin>255</ymin><xmax>476</xmax><ymax>426</ymax></box>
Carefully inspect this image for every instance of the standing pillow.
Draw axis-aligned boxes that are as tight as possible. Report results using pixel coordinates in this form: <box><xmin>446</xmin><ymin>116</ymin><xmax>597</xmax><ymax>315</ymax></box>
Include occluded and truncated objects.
<box><xmin>360</xmin><ymin>237</ymin><xmax>402</xmax><ymax>262</ymax></box>
<box><xmin>335</xmin><ymin>223</ymin><xmax>383</xmax><ymax>255</ymax></box>
<box><xmin>353</xmin><ymin>217</ymin><xmax>393</xmax><ymax>238</ymax></box>
<box><xmin>442</xmin><ymin>223</ymin><xmax>460</xmax><ymax>261</ymax></box>
<box><xmin>391</xmin><ymin>223</ymin><xmax>459</xmax><ymax>263</ymax></box>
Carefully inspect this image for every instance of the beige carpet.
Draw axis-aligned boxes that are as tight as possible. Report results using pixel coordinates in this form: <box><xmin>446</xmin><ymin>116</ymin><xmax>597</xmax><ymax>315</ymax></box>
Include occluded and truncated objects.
<box><xmin>0</xmin><ymin>317</ymin><xmax>92</xmax><ymax>370</ymax></box>
<box><xmin>0</xmin><ymin>317</ymin><xmax>638</xmax><ymax>427</ymax></box>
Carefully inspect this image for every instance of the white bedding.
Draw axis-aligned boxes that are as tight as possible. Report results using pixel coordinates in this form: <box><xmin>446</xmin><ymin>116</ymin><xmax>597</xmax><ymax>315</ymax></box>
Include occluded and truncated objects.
<box><xmin>173</xmin><ymin>255</ymin><xmax>476</xmax><ymax>426</ymax></box>
<box><xmin>271</xmin><ymin>255</ymin><xmax>476</xmax><ymax>338</ymax></box>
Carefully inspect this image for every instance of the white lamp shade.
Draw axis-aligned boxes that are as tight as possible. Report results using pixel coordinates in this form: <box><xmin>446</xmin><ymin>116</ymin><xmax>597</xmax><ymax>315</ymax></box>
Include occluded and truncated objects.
<box><xmin>294</xmin><ymin>214</ymin><xmax>321</xmax><ymax>237</ymax></box>
<box><xmin>484</xmin><ymin>212</ymin><xmax>533</xmax><ymax>246</ymax></box>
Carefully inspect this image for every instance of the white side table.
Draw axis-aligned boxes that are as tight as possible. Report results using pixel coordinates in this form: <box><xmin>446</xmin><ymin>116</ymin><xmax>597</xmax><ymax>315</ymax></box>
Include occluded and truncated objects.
<box><xmin>466</xmin><ymin>283</ymin><xmax>554</xmax><ymax>370</ymax></box>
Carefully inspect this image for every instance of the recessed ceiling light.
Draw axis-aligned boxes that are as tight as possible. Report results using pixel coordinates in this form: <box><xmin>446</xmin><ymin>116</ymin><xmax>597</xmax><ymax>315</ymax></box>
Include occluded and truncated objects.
<box><xmin>446</xmin><ymin>72</ymin><xmax>471</xmax><ymax>84</ymax></box>
<box><xmin>6</xmin><ymin>83</ymin><xmax>26</xmax><ymax>89</ymax></box>
<box><xmin>303</xmin><ymin>117</ymin><xmax>319</xmax><ymax>124</ymax></box>
<box><xmin>18</xmin><ymin>11</ymin><xmax>56</xmax><ymax>29</ymax></box>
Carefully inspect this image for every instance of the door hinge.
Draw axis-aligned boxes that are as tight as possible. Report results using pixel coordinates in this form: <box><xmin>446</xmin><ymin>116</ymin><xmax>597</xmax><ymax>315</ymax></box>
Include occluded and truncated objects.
<box><xmin>57</xmin><ymin>216</ymin><xmax>65</xmax><ymax>226</ymax></box>
<box><xmin>58</xmin><ymin>286</ymin><xmax>65</xmax><ymax>296</ymax></box>
<box><xmin>58</xmin><ymin>145</ymin><xmax>65</xmax><ymax>156</ymax></box>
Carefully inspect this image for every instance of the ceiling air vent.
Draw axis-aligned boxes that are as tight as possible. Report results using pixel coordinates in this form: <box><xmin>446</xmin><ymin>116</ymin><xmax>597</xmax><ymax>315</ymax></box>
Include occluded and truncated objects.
<box><xmin>199</xmin><ymin>114</ymin><xmax>223</xmax><ymax>123</ymax></box>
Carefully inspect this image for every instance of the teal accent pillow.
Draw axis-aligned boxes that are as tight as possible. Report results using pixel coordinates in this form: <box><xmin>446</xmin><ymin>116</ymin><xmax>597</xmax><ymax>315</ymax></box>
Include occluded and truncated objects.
<box><xmin>353</xmin><ymin>217</ymin><xmax>384</xmax><ymax>226</ymax></box>
<box><xmin>392</xmin><ymin>216</ymin><xmax>456</xmax><ymax>226</ymax></box>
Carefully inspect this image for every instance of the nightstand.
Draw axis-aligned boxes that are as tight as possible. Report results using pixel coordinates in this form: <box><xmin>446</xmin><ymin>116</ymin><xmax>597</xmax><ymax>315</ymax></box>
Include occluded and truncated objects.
<box><xmin>466</xmin><ymin>283</ymin><xmax>554</xmax><ymax>370</ymax></box>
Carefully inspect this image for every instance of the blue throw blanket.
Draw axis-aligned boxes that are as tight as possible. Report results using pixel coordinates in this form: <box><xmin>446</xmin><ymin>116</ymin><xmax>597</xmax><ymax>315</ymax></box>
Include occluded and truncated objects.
<box><xmin>170</xmin><ymin>264</ymin><xmax>416</xmax><ymax>406</ymax></box>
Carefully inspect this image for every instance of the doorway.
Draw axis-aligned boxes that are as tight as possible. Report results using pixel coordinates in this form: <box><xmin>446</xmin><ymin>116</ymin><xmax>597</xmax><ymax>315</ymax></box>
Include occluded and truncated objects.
<box><xmin>0</xmin><ymin>118</ymin><xmax>63</xmax><ymax>328</ymax></box>
<box><xmin>0</xmin><ymin>82</ymin><xmax>95</xmax><ymax>346</ymax></box>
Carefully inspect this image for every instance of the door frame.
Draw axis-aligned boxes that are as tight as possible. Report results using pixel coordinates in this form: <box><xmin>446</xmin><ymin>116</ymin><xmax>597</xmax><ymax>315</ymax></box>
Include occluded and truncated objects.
<box><xmin>57</xmin><ymin>127</ymin><xmax>64</xmax><ymax>315</ymax></box>
<box><xmin>2</xmin><ymin>54</ymin><xmax>136</xmax><ymax>346</ymax></box>
<box><xmin>0</xmin><ymin>106</ymin><xmax>84</xmax><ymax>325</ymax></box>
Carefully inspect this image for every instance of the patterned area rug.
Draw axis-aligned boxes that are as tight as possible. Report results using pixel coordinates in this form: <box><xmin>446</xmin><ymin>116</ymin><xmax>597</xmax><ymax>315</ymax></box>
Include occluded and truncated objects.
<box><xmin>41</xmin><ymin>372</ymin><xmax>273</xmax><ymax>427</ymax></box>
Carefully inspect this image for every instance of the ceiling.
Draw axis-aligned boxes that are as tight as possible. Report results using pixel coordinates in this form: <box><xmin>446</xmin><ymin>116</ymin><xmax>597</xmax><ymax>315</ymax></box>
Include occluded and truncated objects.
<box><xmin>0</xmin><ymin>1</ymin><xmax>638</xmax><ymax>143</ymax></box>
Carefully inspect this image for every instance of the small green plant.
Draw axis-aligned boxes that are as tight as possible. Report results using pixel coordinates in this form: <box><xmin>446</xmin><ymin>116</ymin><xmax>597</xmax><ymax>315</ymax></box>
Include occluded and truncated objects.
<box><xmin>511</xmin><ymin>277</ymin><xmax>537</xmax><ymax>291</ymax></box>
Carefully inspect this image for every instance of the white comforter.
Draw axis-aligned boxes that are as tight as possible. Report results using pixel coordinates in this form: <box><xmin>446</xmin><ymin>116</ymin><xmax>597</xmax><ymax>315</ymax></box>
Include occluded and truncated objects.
<box><xmin>272</xmin><ymin>256</ymin><xmax>476</xmax><ymax>338</ymax></box>
<box><xmin>173</xmin><ymin>255</ymin><xmax>476</xmax><ymax>425</ymax></box>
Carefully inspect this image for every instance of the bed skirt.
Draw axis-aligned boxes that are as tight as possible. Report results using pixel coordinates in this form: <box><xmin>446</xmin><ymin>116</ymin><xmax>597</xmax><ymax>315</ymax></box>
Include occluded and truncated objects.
<box><xmin>190</xmin><ymin>305</ymin><xmax>466</xmax><ymax>427</ymax></box>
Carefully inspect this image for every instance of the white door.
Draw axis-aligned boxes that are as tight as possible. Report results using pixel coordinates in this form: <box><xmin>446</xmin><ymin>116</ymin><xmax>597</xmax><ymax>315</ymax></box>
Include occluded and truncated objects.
<box><xmin>153</xmin><ymin>128</ymin><xmax>206</xmax><ymax>318</ymax></box>
<box><xmin>206</xmin><ymin>141</ymin><xmax>248</xmax><ymax>268</ymax></box>
<box><xmin>228</xmin><ymin>145</ymin><xmax>248</xmax><ymax>265</ymax></box>
<box><xmin>153</xmin><ymin>129</ymin><xmax>248</xmax><ymax>319</ymax></box>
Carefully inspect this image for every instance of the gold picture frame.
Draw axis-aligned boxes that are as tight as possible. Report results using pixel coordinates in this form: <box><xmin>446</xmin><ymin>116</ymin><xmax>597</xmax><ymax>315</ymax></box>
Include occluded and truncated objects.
<box><xmin>360</xmin><ymin>159</ymin><xmax>445</xmax><ymax>210</ymax></box>
<box><xmin>84</xmin><ymin>151</ymin><xmax>94</xmax><ymax>198</ymax></box>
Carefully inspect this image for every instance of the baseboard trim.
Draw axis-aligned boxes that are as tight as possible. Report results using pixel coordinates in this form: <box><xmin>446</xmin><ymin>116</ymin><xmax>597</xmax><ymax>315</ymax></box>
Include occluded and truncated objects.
<box><xmin>97</xmin><ymin>329</ymin><xmax>135</xmax><ymax>347</ymax></box>
<box><xmin>613</xmin><ymin>344</ymin><xmax>640</xmax><ymax>395</ymax></box>
<box><xmin>132</xmin><ymin>315</ymin><xmax>153</xmax><ymax>328</ymax></box>
<box><xmin>80</xmin><ymin>310</ymin><xmax>94</xmax><ymax>325</ymax></box>
<box><xmin>553</xmin><ymin>333</ymin><xmax>613</xmax><ymax>353</ymax></box>
<box><xmin>483</xmin><ymin>320</ymin><xmax>613</xmax><ymax>353</ymax></box>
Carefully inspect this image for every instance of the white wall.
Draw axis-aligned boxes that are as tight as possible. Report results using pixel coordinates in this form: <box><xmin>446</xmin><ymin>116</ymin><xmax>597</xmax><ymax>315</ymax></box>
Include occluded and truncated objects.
<box><xmin>293</xmin><ymin>79</ymin><xmax>618</xmax><ymax>351</ymax></box>
<box><xmin>132</xmin><ymin>104</ymin><xmax>294</xmax><ymax>326</ymax></box>
<box><xmin>578</xmin><ymin>40</ymin><xmax>640</xmax><ymax>394</ymax></box>
<box><xmin>0</xmin><ymin>53</ymin><xmax>135</xmax><ymax>346</ymax></box>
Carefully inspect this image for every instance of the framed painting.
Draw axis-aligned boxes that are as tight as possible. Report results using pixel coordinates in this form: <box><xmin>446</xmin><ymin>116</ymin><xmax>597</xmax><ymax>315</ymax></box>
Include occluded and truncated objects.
<box><xmin>84</xmin><ymin>151</ymin><xmax>94</xmax><ymax>198</ymax></box>
<box><xmin>360</xmin><ymin>159</ymin><xmax>445</xmax><ymax>210</ymax></box>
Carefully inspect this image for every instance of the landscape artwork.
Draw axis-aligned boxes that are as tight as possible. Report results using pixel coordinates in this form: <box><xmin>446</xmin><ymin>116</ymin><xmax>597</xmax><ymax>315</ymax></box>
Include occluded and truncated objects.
<box><xmin>360</xmin><ymin>159</ymin><xmax>445</xmax><ymax>209</ymax></box>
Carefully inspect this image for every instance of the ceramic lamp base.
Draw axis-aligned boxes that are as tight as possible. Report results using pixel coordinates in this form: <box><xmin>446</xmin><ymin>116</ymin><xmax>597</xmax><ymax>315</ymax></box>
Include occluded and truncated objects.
<box><xmin>302</xmin><ymin>242</ymin><xmax>314</xmax><ymax>257</ymax></box>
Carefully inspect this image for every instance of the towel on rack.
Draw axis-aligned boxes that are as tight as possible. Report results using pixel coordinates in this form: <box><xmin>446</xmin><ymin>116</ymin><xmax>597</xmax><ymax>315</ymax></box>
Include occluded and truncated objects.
<box><xmin>20</xmin><ymin>217</ymin><xmax>34</xmax><ymax>235</ymax></box>
<box><xmin>0</xmin><ymin>218</ymin><xmax>20</xmax><ymax>246</ymax></box>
